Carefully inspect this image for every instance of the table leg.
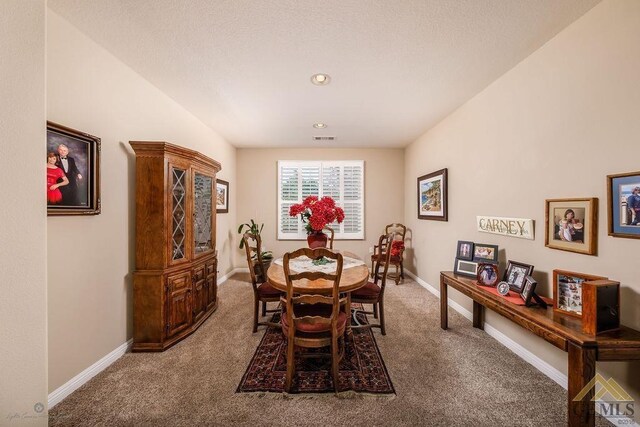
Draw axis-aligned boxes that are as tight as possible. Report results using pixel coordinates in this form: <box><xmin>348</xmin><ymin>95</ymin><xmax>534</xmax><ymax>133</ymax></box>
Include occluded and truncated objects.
<box><xmin>473</xmin><ymin>301</ymin><xmax>484</xmax><ymax>330</ymax></box>
<box><xmin>440</xmin><ymin>275</ymin><xmax>448</xmax><ymax>330</ymax></box>
<box><xmin>568</xmin><ymin>342</ymin><xmax>596</xmax><ymax>427</ymax></box>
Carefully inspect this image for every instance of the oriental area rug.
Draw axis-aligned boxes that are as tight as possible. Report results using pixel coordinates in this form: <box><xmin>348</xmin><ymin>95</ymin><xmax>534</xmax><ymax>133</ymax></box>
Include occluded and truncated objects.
<box><xmin>236</xmin><ymin>307</ymin><xmax>395</xmax><ymax>396</ymax></box>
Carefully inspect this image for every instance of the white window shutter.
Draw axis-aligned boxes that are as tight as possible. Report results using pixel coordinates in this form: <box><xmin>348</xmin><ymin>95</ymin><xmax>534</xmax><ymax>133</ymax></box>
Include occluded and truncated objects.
<box><xmin>278</xmin><ymin>160</ymin><xmax>364</xmax><ymax>240</ymax></box>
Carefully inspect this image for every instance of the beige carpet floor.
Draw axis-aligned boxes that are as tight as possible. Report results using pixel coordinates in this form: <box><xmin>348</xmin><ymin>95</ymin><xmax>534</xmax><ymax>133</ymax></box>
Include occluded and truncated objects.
<box><xmin>49</xmin><ymin>274</ymin><xmax>607</xmax><ymax>426</ymax></box>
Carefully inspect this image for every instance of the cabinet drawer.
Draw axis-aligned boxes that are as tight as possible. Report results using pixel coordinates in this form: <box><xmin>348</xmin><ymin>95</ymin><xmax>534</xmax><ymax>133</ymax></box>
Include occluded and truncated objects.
<box><xmin>206</xmin><ymin>260</ymin><xmax>217</xmax><ymax>276</ymax></box>
<box><xmin>193</xmin><ymin>264</ymin><xmax>205</xmax><ymax>281</ymax></box>
<box><xmin>167</xmin><ymin>271</ymin><xmax>191</xmax><ymax>291</ymax></box>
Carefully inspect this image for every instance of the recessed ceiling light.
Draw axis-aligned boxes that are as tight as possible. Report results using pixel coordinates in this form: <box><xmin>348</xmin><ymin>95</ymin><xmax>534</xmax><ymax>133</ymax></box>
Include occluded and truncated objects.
<box><xmin>313</xmin><ymin>123</ymin><xmax>327</xmax><ymax>129</ymax></box>
<box><xmin>311</xmin><ymin>73</ymin><xmax>331</xmax><ymax>85</ymax></box>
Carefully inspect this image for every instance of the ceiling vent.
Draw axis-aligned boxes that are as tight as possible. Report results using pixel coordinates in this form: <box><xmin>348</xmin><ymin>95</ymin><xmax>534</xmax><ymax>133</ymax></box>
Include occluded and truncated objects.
<box><xmin>313</xmin><ymin>136</ymin><xmax>335</xmax><ymax>141</ymax></box>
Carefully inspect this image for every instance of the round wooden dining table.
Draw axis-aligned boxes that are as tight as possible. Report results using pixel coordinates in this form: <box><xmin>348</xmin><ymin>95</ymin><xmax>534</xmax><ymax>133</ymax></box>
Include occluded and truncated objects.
<box><xmin>266</xmin><ymin>251</ymin><xmax>369</xmax><ymax>336</ymax></box>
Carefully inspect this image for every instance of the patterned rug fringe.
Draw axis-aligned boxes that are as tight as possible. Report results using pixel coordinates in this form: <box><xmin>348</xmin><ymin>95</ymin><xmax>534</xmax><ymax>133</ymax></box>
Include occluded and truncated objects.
<box><xmin>233</xmin><ymin>391</ymin><xmax>397</xmax><ymax>400</ymax></box>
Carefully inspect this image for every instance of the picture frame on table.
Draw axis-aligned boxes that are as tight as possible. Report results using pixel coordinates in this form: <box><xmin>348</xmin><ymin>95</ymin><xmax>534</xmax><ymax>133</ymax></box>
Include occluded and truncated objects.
<box><xmin>476</xmin><ymin>263</ymin><xmax>499</xmax><ymax>287</ymax></box>
<box><xmin>545</xmin><ymin>198</ymin><xmax>598</xmax><ymax>255</ymax></box>
<box><xmin>553</xmin><ymin>270</ymin><xmax>607</xmax><ymax>318</ymax></box>
<box><xmin>47</xmin><ymin>121</ymin><xmax>101</xmax><ymax>216</ymax></box>
<box><xmin>607</xmin><ymin>171</ymin><xmax>640</xmax><ymax>239</ymax></box>
<box><xmin>520</xmin><ymin>276</ymin><xmax>538</xmax><ymax>306</ymax></box>
<box><xmin>417</xmin><ymin>168</ymin><xmax>448</xmax><ymax>221</ymax></box>
<box><xmin>216</xmin><ymin>179</ymin><xmax>229</xmax><ymax>213</ymax></box>
<box><xmin>503</xmin><ymin>260</ymin><xmax>534</xmax><ymax>293</ymax></box>
<box><xmin>472</xmin><ymin>243</ymin><xmax>499</xmax><ymax>263</ymax></box>
<box><xmin>456</xmin><ymin>240</ymin><xmax>474</xmax><ymax>261</ymax></box>
<box><xmin>453</xmin><ymin>258</ymin><xmax>478</xmax><ymax>278</ymax></box>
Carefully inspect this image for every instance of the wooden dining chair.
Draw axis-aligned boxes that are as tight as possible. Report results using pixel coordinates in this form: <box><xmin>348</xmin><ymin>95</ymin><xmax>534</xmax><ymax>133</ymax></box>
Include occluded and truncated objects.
<box><xmin>353</xmin><ymin>233</ymin><xmax>393</xmax><ymax>335</ymax></box>
<box><xmin>323</xmin><ymin>226</ymin><xmax>335</xmax><ymax>249</ymax></box>
<box><xmin>370</xmin><ymin>223</ymin><xmax>406</xmax><ymax>284</ymax></box>
<box><xmin>242</xmin><ymin>232</ymin><xmax>282</xmax><ymax>333</ymax></box>
<box><xmin>281</xmin><ymin>248</ymin><xmax>347</xmax><ymax>394</ymax></box>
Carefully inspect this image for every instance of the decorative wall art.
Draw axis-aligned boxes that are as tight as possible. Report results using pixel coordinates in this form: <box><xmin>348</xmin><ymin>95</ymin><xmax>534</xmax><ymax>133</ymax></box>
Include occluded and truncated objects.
<box><xmin>47</xmin><ymin>121</ymin><xmax>101</xmax><ymax>216</ymax></box>
<box><xmin>476</xmin><ymin>216</ymin><xmax>534</xmax><ymax>240</ymax></box>
<box><xmin>545</xmin><ymin>198</ymin><xmax>597</xmax><ymax>255</ymax></box>
<box><xmin>417</xmin><ymin>168</ymin><xmax>447</xmax><ymax>221</ymax></box>
<box><xmin>216</xmin><ymin>179</ymin><xmax>229</xmax><ymax>213</ymax></box>
<box><xmin>607</xmin><ymin>171</ymin><xmax>640</xmax><ymax>239</ymax></box>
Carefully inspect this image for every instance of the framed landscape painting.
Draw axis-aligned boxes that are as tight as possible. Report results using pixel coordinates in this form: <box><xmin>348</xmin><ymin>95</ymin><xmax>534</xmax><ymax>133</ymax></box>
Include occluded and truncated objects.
<box><xmin>607</xmin><ymin>171</ymin><xmax>640</xmax><ymax>239</ymax></box>
<box><xmin>47</xmin><ymin>121</ymin><xmax>101</xmax><ymax>216</ymax></box>
<box><xmin>216</xmin><ymin>179</ymin><xmax>229</xmax><ymax>213</ymax></box>
<box><xmin>417</xmin><ymin>168</ymin><xmax>448</xmax><ymax>221</ymax></box>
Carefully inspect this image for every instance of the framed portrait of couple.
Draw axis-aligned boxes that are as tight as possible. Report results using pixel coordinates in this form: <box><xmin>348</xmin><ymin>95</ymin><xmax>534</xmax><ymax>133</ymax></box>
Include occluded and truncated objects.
<box><xmin>47</xmin><ymin>122</ymin><xmax>101</xmax><ymax>216</ymax></box>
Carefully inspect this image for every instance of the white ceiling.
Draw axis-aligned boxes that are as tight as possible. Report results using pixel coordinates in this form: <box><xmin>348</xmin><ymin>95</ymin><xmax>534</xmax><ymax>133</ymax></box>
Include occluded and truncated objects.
<box><xmin>48</xmin><ymin>0</ymin><xmax>599</xmax><ymax>148</ymax></box>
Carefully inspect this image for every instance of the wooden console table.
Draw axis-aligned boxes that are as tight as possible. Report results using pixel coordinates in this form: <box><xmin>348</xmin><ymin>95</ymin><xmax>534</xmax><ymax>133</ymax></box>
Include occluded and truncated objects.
<box><xmin>440</xmin><ymin>271</ymin><xmax>640</xmax><ymax>427</ymax></box>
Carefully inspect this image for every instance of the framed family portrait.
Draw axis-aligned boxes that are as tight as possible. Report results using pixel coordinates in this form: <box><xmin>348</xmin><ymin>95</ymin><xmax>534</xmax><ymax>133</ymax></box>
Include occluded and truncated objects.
<box><xmin>553</xmin><ymin>270</ymin><xmax>607</xmax><ymax>318</ymax></box>
<box><xmin>417</xmin><ymin>168</ymin><xmax>448</xmax><ymax>221</ymax></box>
<box><xmin>216</xmin><ymin>179</ymin><xmax>229</xmax><ymax>213</ymax></box>
<box><xmin>607</xmin><ymin>171</ymin><xmax>640</xmax><ymax>239</ymax></box>
<box><xmin>472</xmin><ymin>243</ymin><xmax>498</xmax><ymax>263</ymax></box>
<box><xmin>545</xmin><ymin>198</ymin><xmax>597</xmax><ymax>255</ymax></box>
<box><xmin>47</xmin><ymin>121</ymin><xmax>101</xmax><ymax>216</ymax></box>
<box><xmin>503</xmin><ymin>260</ymin><xmax>534</xmax><ymax>293</ymax></box>
<box><xmin>477</xmin><ymin>263</ymin><xmax>499</xmax><ymax>287</ymax></box>
<box><xmin>456</xmin><ymin>240</ymin><xmax>474</xmax><ymax>261</ymax></box>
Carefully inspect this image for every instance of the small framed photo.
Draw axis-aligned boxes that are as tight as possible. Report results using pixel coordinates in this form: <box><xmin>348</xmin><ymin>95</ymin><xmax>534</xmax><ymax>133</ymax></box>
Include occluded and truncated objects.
<box><xmin>520</xmin><ymin>276</ymin><xmax>537</xmax><ymax>306</ymax></box>
<box><xmin>477</xmin><ymin>263</ymin><xmax>499</xmax><ymax>287</ymax></box>
<box><xmin>553</xmin><ymin>270</ymin><xmax>607</xmax><ymax>317</ymax></box>
<box><xmin>607</xmin><ymin>171</ymin><xmax>640</xmax><ymax>239</ymax></box>
<box><xmin>545</xmin><ymin>198</ymin><xmax>597</xmax><ymax>255</ymax></box>
<box><xmin>456</xmin><ymin>240</ymin><xmax>474</xmax><ymax>261</ymax></box>
<box><xmin>454</xmin><ymin>258</ymin><xmax>478</xmax><ymax>278</ymax></box>
<box><xmin>472</xmin><ymin>243</ymin><xmax>498</xmax><ymax>263</ymax></box>
<box><xmin>47</xmin><ymin>121</ymin><xmax>101</xmax><ymax>215</ymax></box>
<box><xmin>216</xmin><ymin>179</ymin><xmax>229</xmax><ymax>213</ymax></box>
<box><xmin>417</xmin><ymin>168</ymin><xmax>448</xmax><ymax>221</ymax></box>
<box><xmin>503</xmin><ymin>260</ymin><xmax>534</xmax><ymax>293</ymax></box>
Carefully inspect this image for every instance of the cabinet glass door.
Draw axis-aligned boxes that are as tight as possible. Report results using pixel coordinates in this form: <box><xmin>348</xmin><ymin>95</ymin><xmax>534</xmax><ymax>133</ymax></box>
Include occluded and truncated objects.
<box><xmin>171</xmin><ymin>167</ymin><xmax>187</xmax><ymax>261</ymax></box>
<box><xmin>193</xmin><ymin>172</ymin><xmax>213</xmax><ymax>254</ymax></box>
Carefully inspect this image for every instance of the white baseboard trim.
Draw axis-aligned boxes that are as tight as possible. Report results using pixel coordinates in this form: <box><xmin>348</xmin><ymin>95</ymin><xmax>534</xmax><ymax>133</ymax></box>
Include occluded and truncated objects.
<box><xmin>405</xmin><ymin>270</ymin><xmax>568</xmax><ymax>389</ymax></box>
<box><xmin>48</xmin><ymin>339</ymin><xmax>133</xmax><ymax>408</ymax></box>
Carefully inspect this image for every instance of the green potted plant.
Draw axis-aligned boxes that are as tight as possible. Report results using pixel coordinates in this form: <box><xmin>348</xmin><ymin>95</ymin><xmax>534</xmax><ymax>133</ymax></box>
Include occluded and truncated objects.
<box><xmin>238</xmin><ymin>219</ymin><xmax>273</xmax><ymax>282</ymax></box>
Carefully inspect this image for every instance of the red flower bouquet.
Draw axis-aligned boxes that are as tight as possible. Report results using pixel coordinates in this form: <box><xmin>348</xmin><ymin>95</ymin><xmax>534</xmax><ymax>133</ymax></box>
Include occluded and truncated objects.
<box><xmin>289</xmin><ymin>196</ymin><xmax>345</xmax><ymax>235</ymax></box>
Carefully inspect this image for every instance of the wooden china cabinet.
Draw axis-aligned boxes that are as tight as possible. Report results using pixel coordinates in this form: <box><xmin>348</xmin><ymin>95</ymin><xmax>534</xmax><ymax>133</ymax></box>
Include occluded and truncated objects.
<box><xmin>130</xmin><ymin>141</ymin><xmax>221</xmax><ymax>352</ymax></box>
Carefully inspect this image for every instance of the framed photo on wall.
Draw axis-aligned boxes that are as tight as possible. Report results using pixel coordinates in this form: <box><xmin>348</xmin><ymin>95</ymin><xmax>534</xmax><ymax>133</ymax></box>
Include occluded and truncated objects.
<box><xmin>216</xmin><ymin>179</ymin><xmax>229</xmax><ymax>213</ymax></box>
<box><xmin>47</xmin><ymin>121</ymin><xmax>101</xmax><ymax>216</ymax></box>
<box><xmin>607</xmin><ymin>171</ymin><xmax>640</xmax><ymax>239</ymax></box>
<box><xmin>545</xmin><ymin>198</ymin><xmax>597</xmax><ymax>255</ymax></box>
<box><xmin>417</xmin><ymin>168</ymin><xmax>448</xmax><ymax>221</ymax></box>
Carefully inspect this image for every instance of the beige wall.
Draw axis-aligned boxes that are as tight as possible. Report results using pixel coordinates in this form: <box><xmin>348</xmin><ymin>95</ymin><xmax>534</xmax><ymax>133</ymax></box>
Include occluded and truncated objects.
<box><xmin>236</xmin><ymin>148</ymin><xmax>404</xmax><ymax>266</ymax></box>
<box><xmin>0</xmin><ymin>0</ymin><xmax>48</xmax><ymax>424</ymax></box>
<box><xmin>46</xmin><ymin>11</ymin><xmax>236</xmax><ymax>392</ymax></box>
<box><xmin>404</xmin><ymin>0</ymin><xmax>640</xmax><ymax>408</ymax></box>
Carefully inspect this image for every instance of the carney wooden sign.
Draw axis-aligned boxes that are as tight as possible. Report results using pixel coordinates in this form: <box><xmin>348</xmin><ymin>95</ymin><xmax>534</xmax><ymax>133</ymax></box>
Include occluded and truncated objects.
<box><xmin>476</xmin><ymin>216</ymin><xmax>534</xmax><ymax>240</ymax></box>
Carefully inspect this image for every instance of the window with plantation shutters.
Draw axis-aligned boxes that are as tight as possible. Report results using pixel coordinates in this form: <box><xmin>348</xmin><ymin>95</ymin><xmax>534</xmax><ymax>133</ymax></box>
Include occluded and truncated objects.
<box><xmin>277</xmin><ymin>160</ymin><xmax>364</xmax><ymax>240</ymax></box>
